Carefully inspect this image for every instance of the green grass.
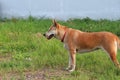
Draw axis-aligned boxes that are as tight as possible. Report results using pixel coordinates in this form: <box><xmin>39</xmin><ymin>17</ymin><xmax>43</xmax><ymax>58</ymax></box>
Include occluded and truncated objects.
<box><xmin>0</xmin><ymin>17</ymin><xmax>120</xmax><ymax>80</ymax></box>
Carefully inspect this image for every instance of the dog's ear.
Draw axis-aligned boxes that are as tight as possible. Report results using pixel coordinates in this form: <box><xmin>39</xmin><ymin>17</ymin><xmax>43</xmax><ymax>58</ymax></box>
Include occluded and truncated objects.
<box><xmin>52</xmin><ymin>19</ymin><xmax>57</xmax><ymax>27</ymax></box>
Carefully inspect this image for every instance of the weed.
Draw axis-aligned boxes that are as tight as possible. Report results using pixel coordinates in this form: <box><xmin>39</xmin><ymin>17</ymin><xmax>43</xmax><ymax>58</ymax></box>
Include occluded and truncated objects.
<box><xmin>0</xmin><ymin>17</ymin><xmax>120</xmax><ymax>79</ymax></box>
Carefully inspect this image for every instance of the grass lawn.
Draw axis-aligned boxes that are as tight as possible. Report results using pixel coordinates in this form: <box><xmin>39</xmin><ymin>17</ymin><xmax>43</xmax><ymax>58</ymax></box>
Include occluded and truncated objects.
<box><xmin>0</xmin><ymin>17</ymin><xmax>120</xmax><ymax>80</ymax></box>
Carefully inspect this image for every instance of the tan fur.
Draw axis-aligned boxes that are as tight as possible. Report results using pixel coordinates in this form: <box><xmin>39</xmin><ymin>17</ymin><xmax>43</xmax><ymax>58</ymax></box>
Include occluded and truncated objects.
<box><xmin>44</xmin><ymin>20</ymin><xmax>120</xmax><ymax>72</ymax></box>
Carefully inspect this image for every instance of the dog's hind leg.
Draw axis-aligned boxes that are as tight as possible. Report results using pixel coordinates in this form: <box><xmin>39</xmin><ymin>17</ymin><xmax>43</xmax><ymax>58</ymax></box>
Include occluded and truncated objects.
<box><xmin>103</xmin><ymin>41</ymin><xmax>120</xmax><ymax>68</ymax></box>
<box><xmin>110</xmin><ymin>54</ymin><xmax>120</xmax><ymax>68</ymax></box>
<box><xmin>109</xmin><ymin>50</ymin><xmax>120</xmax><ymax>68</ymax></box>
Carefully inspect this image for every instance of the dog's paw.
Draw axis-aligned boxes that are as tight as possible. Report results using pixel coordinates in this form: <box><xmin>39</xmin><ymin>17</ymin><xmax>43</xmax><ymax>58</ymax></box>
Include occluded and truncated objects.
<box><xmin>68</xmin><ymin>69</ymin><xmax>75</xmax><ymax>72</ymax></box>
<box><xmin>65</xmin><ymin>67</ymin><xmax>70</xmax><ymax>71</ymax></box>
<box><xmin>65</xmin><ymin>66</ymin><xmax>75</xmax><ymax>72</ymax></box>
<box><xmin>65</xmin><ymin>67</ymin><xmax>75</xmax><ymax>72</ymax></box>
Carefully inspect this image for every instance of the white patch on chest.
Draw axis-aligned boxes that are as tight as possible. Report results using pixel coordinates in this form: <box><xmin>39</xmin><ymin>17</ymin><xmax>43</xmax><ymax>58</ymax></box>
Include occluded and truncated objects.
<box><xmin>64</xmin><ymin>43</ymin><xmax>69</xmax><ymax>50</ymax></box>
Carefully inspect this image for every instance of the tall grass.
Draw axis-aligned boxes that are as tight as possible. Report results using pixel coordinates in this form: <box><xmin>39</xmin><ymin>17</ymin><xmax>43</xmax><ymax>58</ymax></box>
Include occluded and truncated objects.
<box><xmin>0</xmin><ymin>17</ymin><xmax>120</xmax><ymax>79</ymax></box>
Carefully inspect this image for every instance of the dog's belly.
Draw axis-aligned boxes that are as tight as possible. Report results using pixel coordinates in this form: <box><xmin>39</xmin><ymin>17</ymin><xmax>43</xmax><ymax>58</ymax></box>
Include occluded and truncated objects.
<box><xmin>76</xmin><ymin>47</ymin><xmax>100</xmax><ymax>53</ymax></box>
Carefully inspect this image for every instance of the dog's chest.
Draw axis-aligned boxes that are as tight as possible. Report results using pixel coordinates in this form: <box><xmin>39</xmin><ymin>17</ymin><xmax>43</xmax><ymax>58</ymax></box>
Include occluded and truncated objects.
<box><xmin>64</xmin><ymin>43</ymin><xmax>69</xmax><ymax>50</ymax></box>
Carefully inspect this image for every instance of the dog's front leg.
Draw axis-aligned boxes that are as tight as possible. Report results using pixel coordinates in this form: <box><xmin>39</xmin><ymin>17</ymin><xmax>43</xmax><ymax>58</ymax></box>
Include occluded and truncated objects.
<box><xmin>68</xmin><ymin>50</ymin><xmax>76</xmax><ymax>72</ymax></box>
<box><xmin>66</xmin><ymin>52</ymin><xmax>72</xmax><ymax>70</ymax></box>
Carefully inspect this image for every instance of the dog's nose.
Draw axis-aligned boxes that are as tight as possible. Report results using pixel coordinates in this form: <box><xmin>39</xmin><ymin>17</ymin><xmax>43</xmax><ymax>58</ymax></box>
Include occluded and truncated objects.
<box><xmin>43</xmin><ymin>34</ymin><xmax>46</xmax><ymax>36</ymax></box>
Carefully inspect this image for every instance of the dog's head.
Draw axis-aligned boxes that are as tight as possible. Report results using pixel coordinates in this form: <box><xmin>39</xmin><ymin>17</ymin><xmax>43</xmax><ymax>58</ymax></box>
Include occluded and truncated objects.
<box><xmin>43</xmin><ymin>20</ymin><xmax>59</xmax><ymax>40</ymax></box>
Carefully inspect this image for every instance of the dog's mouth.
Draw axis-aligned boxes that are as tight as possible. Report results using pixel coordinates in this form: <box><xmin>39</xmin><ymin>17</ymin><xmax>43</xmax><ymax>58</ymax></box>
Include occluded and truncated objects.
<box><xmin>47</xmin><ymin>34</ymin><xmax>54</xmax><ymax>40</ymax></box>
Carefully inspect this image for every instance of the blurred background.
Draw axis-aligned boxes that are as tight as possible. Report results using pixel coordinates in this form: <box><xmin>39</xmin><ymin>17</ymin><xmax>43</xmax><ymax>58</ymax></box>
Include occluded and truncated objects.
<box><xmin>0</xmin><ymin>0</ymin><xmax>120</xmax><ymax>20</ymax></box>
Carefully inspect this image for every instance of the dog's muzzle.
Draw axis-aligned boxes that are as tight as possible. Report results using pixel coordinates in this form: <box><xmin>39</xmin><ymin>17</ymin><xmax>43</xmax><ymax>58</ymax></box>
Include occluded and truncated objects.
<box><xmin>43</xmin><ymin>34</ymin><xmax>54</xmax><ymax>40</ymax></box>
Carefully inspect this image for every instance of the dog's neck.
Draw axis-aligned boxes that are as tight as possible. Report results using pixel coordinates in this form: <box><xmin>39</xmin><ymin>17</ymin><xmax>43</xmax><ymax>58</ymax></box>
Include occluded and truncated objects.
<box><xmin>56</xmin><ymin>25</ymin><xmax>67</xmax><ymax>42</ymax></box>
<box><xmin>61</xmin><ymin>31</ymin><xmax>66</xmax><ymax>42</ymax></box>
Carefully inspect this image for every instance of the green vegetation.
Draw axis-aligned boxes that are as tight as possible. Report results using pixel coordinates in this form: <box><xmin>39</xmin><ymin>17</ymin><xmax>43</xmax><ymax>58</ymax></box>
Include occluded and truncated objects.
<box><xmin>0</xmin><ymin>17</ymin><xmax>120</xmax><ymax>80</ymax></box>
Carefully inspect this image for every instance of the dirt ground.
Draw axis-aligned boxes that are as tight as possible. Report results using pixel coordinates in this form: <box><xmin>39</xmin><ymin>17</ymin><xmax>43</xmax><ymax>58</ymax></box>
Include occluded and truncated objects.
<box><xmin>0</xmin><ymin>68</ymin><xmax>70</xmax><ymax>80</ymax></box>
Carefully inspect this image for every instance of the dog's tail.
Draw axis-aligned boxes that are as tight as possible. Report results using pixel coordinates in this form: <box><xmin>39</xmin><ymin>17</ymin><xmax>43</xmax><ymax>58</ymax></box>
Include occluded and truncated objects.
<box><xmin>117</xmin><ymin>38</ymin><xmax>120</xmax><ymax>49</ymax></box>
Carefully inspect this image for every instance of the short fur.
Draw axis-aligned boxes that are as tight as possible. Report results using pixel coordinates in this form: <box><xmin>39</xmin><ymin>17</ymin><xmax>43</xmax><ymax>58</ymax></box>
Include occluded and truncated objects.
<box><xmin>43</xmin><ymin>20</ymin><xmax>120</xmax><ymax>72</ymax></box>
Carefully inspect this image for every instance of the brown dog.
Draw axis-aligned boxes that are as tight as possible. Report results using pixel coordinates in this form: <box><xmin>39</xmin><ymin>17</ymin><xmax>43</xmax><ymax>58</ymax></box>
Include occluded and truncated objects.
<box><xmin>43</xmin><ymin>20</ymin><xmax>120</xmax><ymax>72</ymax></box>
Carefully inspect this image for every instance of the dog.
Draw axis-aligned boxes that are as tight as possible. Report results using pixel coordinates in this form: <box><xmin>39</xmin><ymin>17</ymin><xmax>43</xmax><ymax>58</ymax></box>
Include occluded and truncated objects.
<box><xmin>43</xmin><ymin>20</ymin><xmax>120</xmax><ymax>72</ymax></box>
